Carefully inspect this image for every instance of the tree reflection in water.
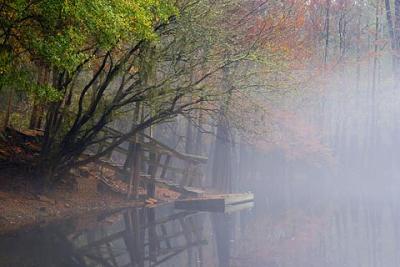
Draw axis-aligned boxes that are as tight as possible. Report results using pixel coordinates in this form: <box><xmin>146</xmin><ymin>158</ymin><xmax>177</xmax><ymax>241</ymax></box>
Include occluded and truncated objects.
<box><xmin>0</xmin><ymin>204</ymin><xmax>249</xmax><ymax>267</ymax></box>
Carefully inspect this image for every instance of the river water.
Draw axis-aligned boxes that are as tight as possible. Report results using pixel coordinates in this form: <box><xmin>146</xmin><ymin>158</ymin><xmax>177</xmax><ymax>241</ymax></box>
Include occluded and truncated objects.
<box><xmin>1</xmin><ymin>182</ymin><xmax>400</xmax><ymax>267</ymax></box>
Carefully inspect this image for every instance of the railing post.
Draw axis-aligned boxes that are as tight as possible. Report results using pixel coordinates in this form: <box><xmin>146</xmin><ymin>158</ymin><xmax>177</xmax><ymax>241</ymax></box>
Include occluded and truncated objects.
<box><xmin>160</xmin><ymin>154</ymin><xmax>171</xmax><ymax>179</ymax></box>
<box><xmin>127</xmin><ymin>143</ymin><xmax>142</xmax><ymax>200</ymax></box>
<box><xmin>147</xmin><ymin>151</ymin><xmax>160</xmax><ymax>198</ymax></box>
<box><xmin>180</xmin><ymin>162</ymin><xmax>193</xmax><ymax>187</ymax></box>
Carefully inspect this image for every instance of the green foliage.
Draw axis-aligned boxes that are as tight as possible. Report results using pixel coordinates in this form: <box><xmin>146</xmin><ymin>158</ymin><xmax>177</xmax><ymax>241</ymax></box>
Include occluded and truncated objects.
<box><xmin>1</xmin><ymin>0</ymin><xmax>177</xmax><ymax>93</ymax></box>
<box><xmin>29</xmin><ymin>84</ymin><xmax>63</xmax><ymax>102</ymax></box>
<box><xmin>32</xmin><ymin>0</ymin><xmax>177</xmax><ymax>71</ymax></box>
<box><xmin>0</xmin><ymin>60</ymin><xmax>29</xmax><ymax>92</ymax></box>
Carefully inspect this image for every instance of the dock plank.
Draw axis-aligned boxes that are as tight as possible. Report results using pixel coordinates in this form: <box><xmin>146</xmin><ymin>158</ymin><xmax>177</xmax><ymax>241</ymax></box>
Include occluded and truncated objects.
<box><xmin>174</xmin><ymin>192</ymin><xmax>254</xmax><ymax>212</ymax></box>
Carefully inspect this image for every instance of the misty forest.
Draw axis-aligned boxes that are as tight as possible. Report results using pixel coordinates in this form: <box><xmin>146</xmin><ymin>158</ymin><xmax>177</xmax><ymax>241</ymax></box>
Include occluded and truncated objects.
<box><xmin>2</xmin><ymin>0</ymin><xmax>400</xmax><ymax>266</ymax></box>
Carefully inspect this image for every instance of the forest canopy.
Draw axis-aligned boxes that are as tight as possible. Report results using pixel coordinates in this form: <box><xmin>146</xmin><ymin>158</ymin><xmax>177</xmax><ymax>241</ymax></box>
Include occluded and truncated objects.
<box><xmin>0</xmin><ymin>0</ymin><xmax>308</xmax><ymax>188</ymax></box>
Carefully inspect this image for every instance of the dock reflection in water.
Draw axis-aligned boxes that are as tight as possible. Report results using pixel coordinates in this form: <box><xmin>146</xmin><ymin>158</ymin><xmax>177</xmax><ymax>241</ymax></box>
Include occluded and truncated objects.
<box><xmin>0</xmin><ymin>203</ymin><xmax>251</xmax><ymax>267</ymax></box>
<box><xmin>4</xmin><ymin>188</ymin><xmax>400</xmax><ymax>267</ymax></box>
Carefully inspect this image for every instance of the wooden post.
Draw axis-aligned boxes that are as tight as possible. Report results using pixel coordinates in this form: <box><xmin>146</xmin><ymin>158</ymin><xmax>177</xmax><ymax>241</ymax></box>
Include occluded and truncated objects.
<box><xmin>147</xmin><ymin>152</ymin><xmax>161</xmax><ymax>197</ymax></box>
<box><xmin>160</xmin><ymin>154</ymin><xmax>171</xmax><ymax>179</ymax></box>
<box><xmin>160</xmin><ymin>224</ymin><xmax>172</xmax><ymax>249</ymax></box>
<box><xmin>188</xmin><ymin>164</ymin><xmax>201</xmax><ymax>187</ymax></box>
<box><xmin>123</xmin><ymin>141</ymin><xmax>135</xmax><ymax>172</ymax></box>
<box><xmin>147</xmin><ymin>208</ymin><xmax>159</xmax><ymax>263</ymax></box>
<box><xmin>127</xmin><ymin>143</ymin><xmax>142</xmax><ymax>200</ymax></box>
<box><xmin>124</xmin><ymin>209</ymin><xmax>144</xmax><ymax>267</ymax></box>
<box><xmin>180</xmin><ymin>162</ymin><xmax>193</xmax><ymax>187</ymax></box>
<box><xmin>123</xmin><ymin>210</ymin><xmax>139</xmax><ymax>266</ymax></box>
<box><xmin>179</xmin><ymin>217</ymin><xmax>194</xmax><ymax>265</ymax></box>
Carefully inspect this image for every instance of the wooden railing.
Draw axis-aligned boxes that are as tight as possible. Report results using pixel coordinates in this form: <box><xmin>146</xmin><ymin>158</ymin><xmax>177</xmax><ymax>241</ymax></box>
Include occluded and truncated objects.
<box><xmin>1</xmin><ymin>125</ymin><xmax>207</xmax><ymax>198</ymax></box>
<box><xmin>95</xmin><ymin>126</ymin><xmax>208</xmax><ymax>199</ymax></box>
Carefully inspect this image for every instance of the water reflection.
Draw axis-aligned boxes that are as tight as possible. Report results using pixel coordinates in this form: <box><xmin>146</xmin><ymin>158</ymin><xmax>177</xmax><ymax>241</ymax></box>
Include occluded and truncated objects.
<box><xmin>0</xmin><ymin>204</ymin><xmax>249</xmax><ymax>267</ymax></box>
<box><xmin>3</xmin><ymin>187</ymin><xmax>400</xmax><ymax>267</ymax></box>
<box><xmin>232</xmin><ymin>185</ymin><xmax>400</xmax><ymax>267</ymax></box>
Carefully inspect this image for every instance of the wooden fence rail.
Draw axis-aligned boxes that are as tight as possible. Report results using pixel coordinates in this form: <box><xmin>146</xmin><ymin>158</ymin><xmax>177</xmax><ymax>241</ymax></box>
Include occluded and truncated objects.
<box><xmin>94</xmin><ymin>126</ymin><xmax>208</xmax><ymax>199</ymax></box>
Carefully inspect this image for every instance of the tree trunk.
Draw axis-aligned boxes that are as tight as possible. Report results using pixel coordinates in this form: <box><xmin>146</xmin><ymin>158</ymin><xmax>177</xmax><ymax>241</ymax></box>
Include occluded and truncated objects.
<box><xmin>185</xmin><ymin>116</ymin><xmax>194</xmax><ymax>154</ymax></box>
<box><xmin>194</xmin><ymin>109</ymin><xmax>203</xmax><ymax>155</ymax></box>
<box><xmin>2</xmin><ymin>88</ymin><xmax>13</xmax><ymax>131</ymax></box>
<box><xmin>395</xmin><ymin>0</ymin><xmax>400</xmax><ymax>47</ymax></box>
<box><xmin>123</xmin><ymin>103</ymin><xmax>141</xmax><ymax>171</ymax></box>
<box><xmin>385</xmin><ymin>0</ymin><xmax>397</xmax><ymax>74</ymax></box>
<box><xmin>338</xmin><ymin>11</ymin><xmax>347</xmax><ymax>60</ymax></box>
<box><xmin>356</xmin><ymin>7</ymin><xmax>362</xmax><ymax>90</ymax></box>
<box><xmin>37</xmin><ymin>68</ymin><xmax>67</xmax><ymax>189</ymax></box>
<box><xmin>211</xmin><ymin>64</ymin><xmax>233</xmax><ymax>193</ymax></box>
<box><xmin>320</xmin><ymin>0</ymin><xmax>331</xmax><ymax>134</ymax></box>
<box><xmin>29</xmin><ymin>66</ymin><xmax>50</xmax><ymax>130</ymax></box>
<box><xmin>324</xmin><ymin>0</ymin><xmax>331</xmax><ymax>69</ymax></box>
<box><xmin>372</xmin><ymin>0</ymin><xmax>380</xmax><ymax>93</ymax></box>
<box><xmin>147</xmin><ymin>124</ymin><xmax>157</xmax><ymax>197</ymax></box>
<box><xmin>393</xmin><ymin>0</ymin><xmax>400</xmax><ymax>82</ymax></box>
<box><xmin>212</xmin><ymin>86</ymin><xmax>233</xmax><ymax>193</ymax></box>
<box><xmin>371</xmin><ymin>0</ymin><xmax>382</xmax><ymax>151</ymax></box>
<box><xmin>181</xmin><ymin>113</ymin><xmax>194</xmax><ymax>187</ymax></box>
<box><xmin>212</xmin><ymin>114</ymin><xmax>232</xmax><ymax>193</ymax></box>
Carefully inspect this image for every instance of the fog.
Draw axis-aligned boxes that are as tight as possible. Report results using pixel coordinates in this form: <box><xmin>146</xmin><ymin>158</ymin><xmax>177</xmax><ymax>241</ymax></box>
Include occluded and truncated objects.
<box><xmin>224</xmin><ymin>49</ymin><xmax>400</xmax><ymax>265</ymax></box>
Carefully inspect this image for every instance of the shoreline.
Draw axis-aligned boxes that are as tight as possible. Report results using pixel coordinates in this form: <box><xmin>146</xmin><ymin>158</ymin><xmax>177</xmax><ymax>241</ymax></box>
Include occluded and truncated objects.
<box><xmin>0</xmin><ymin>190</ymin><xmax>143</xmax><ymax>235</ymax></box>
<box><xmin>0</xmin><ymin>157</ymin><xmax>181</xmax><ymax>235</ymax></box>
<box><xmin>0</xmin><ymin>180</ymin><xmax>179</xmax><ymax>235</ymax></box>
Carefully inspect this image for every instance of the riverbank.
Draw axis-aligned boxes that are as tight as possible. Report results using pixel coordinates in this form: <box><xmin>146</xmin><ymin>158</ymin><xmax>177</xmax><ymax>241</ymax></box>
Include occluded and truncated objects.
<box><xmin>0</xmin><ymin>130</ymin><xmax>182</xmax><ymax>235</ymax></box>
<box><xmin>0</xmin><ymin>169</ymin><xmax>180</xmax><ymax>235</ymax></box>
<box><xmin>0</xmin><ymin>190</ymin><xmax>137</xmax><ymax>235</ymax></box>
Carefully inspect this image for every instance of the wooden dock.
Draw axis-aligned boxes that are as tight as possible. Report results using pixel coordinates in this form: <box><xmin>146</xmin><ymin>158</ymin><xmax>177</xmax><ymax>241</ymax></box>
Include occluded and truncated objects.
<box><xmin>174</xmin><ymin>192</ymin><xmax>254</xmax><ymax>212</ymax></box>
<box><xmin>81</xmin><ymin>125</ymin><xmax>209</xmax><ymax>199</ymax></box>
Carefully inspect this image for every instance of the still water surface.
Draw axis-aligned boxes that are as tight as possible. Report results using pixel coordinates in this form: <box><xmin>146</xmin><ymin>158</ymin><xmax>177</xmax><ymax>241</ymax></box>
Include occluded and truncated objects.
<box><xmin>1</xmin><ymin>185</ymin><xmax>400</xmax><ymax>267</ymax></box>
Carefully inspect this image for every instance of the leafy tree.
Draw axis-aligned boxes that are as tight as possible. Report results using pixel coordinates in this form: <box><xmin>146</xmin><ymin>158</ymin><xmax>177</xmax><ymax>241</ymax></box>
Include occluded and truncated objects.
<box><xmin>1</xmin><ymin>0</ymin><xmax>312</xmax><ymax>190</ymax></box>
